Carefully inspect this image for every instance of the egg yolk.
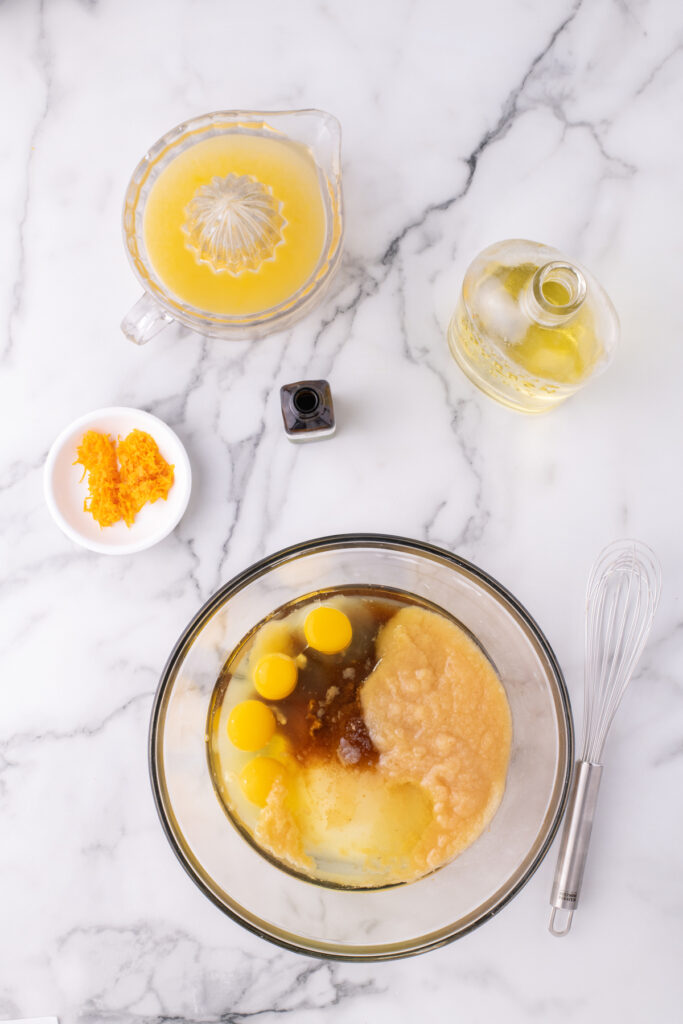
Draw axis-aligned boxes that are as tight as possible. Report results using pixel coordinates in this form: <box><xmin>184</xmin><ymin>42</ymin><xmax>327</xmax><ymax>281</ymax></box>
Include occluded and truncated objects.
<box><xmin>268</xmin><ymin>732</ymin><xmax>294</xmax><ymax>762</ymax></box>
<box><xmin>254</xmin><ymin>652</ymin><xmax>298</xmax><ymax>700</ymax></box>
<box><xmin>304</xmin><ymin>606</ymin><xmax>353</xmax><ymax>654</ymax></box>
<box><xmin>240</xmin><ymin>757</ymin><xmax>287</xmax><ymax>807</ymax></box>
<box><xmin>227</xmin><ymin>700</ymin><xmax>276</xmax><ymax>751</ymax></box>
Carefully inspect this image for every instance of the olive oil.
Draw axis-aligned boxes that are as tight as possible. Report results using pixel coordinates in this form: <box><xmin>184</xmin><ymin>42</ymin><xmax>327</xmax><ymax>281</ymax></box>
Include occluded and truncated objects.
<box><xmin>447</xmin><ymin>240</ymin><xmax>619</xmax><ymax>413</ymax></box>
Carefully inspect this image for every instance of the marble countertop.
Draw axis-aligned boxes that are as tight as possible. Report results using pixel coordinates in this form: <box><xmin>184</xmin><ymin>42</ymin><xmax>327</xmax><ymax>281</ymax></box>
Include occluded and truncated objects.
<box><xmin>2</xmin><ymin>0</ymin><xmax>682</xmax><ymax>1020</ymax></box>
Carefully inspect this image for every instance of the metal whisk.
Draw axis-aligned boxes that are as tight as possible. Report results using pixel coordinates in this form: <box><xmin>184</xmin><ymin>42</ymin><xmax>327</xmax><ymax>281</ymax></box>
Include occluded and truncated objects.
<box><xmin>549</xmin><ymin>539</ymin><xmax>661</xmax><ymax>936</ymax></box>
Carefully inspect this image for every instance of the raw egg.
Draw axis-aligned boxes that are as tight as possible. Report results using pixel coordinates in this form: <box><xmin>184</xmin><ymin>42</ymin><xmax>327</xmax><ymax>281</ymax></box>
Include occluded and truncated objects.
<box><xmin>254</xmin><ymin>652</ymin><xmax>298</xmax><ymax>700</ymax></box>
<box><xmin>227</xmin><ymin>699</ymin><xmax>275</xmax><ymax>751</ymax></box>
<box><xmin>304</xmin><ymin>606</ymin><xmax>353</xmax><ymax>654</ymax></box>
<box><xmin>240</xmin><ymin>757</ymin><xmax>287</xmax><ymax>807</ymax></box>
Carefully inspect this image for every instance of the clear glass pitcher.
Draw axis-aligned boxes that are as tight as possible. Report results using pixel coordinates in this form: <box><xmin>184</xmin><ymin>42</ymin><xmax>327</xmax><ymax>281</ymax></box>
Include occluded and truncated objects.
<box><xmin>122</xmin><ymin>110</ymin><xmax>343</xmax><ymax>344</ymax></box>
<box><xmin>447</xmin><ymin>239</ymin><xmax>619</xmax><ymax>412</ymax></box>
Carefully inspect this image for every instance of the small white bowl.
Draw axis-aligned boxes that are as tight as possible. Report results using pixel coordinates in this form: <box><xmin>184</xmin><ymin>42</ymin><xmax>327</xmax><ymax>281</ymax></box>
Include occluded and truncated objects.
<box><xmin>44</xmin><ymin>406</ymin><xmax>192</xmax><ymax>555</ymax></box>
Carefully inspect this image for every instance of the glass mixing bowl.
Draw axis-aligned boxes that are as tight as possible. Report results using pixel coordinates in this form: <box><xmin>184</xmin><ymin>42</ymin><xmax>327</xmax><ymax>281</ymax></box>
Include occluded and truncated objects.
<box><xmin>150</xmin><ymin>535</ymin><xmax>573</xmax><ymax>960</ymax></box>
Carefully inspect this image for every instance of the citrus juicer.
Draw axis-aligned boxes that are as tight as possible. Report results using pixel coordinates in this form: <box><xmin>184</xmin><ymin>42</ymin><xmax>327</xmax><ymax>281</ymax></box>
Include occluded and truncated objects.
<box><xmin>122</xmin><ymin>110</ymin><xmax>343</xmax><ymax>344</ymax></box>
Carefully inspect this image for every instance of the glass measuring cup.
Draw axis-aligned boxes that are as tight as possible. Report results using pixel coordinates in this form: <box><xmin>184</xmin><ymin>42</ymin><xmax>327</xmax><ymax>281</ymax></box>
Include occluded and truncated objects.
<box><xmin>122</xmin><ymin>110</ymin><xmax>343</xmax><ymax>344</ymax></box>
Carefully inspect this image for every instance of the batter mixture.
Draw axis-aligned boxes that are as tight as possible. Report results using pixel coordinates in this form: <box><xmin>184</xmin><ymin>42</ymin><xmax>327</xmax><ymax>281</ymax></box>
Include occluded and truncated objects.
<box><xmin>207</xmin><ymin>589</ymin><xmax>512</xmax><ymax>887</ymax></box>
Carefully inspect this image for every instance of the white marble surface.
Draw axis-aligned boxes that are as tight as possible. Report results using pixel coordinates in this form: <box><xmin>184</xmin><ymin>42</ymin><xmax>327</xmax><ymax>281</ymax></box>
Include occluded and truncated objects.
<box><xmin>1</xmin><ymin>0</ymin><xmax>683</xmax><ymax>1019</ymax></box>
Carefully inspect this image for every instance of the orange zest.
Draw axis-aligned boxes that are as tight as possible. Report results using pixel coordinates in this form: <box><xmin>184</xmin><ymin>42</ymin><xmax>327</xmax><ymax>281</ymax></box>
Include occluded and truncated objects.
<box><xmin>118</xmin><ymin>429</ymin><xmax>175</xmax><ymax>525</ymax></box>
<box><xmin>75</xmin><ymin>431</ymin><xmax>122</xmax><ymax>527</ymax></box>
<box><xmin>75</xmin><ymin>429</ymin><xmax>174</xmax><ymax>528</ymax></box>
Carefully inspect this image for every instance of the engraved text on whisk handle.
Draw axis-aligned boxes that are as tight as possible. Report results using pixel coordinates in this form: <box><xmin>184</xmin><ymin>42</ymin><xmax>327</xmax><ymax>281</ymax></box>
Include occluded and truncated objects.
<box><xmin>549</xmin><ymin>760</ymin><xmax>603</xmax><ymax>936</ymax></box>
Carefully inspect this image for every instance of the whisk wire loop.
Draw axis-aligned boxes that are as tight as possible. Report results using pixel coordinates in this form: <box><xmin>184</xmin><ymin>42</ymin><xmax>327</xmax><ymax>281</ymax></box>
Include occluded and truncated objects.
<box><xmin>582</xmin><ymin>541</ymin><xmax>660</xmax><ymax>763</ymax></box>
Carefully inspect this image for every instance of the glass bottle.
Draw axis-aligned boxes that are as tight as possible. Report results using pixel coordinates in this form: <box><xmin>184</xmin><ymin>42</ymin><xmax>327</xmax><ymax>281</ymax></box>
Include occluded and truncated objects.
<box><xmin>447</xmin><ymin>239</ymin><xmax>619</xmax><ymax>413</ymax></box>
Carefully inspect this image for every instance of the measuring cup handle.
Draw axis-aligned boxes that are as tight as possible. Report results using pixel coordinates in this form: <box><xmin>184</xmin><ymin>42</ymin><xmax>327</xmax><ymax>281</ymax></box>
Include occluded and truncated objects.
<box><xmin>121</xmin><ymin>293</ymin><xmax>173</xmax><ymax>345</ymax></box>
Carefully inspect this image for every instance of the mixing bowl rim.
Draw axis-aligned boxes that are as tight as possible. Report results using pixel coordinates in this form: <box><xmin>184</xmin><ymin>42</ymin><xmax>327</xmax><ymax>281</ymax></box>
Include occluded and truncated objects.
<box><xmin>149</xmin><ymin>532</ymin><xmax>574</xmax><ymax>961</ymax></box>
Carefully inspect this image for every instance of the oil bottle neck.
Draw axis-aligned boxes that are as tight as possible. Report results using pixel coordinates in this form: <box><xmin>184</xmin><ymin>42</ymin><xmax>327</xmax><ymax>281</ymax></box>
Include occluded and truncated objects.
<box><xmin>524</xmin><ymin>261</ymin><xmax>587</xmax><ymax>327</ymax></box>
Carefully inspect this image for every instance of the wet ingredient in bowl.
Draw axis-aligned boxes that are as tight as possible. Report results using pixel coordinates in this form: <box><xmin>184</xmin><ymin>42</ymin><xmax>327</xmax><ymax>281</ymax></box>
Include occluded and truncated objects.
<box><xmin>208</xmin><ymin>588</ymin><xmax>512</xmax><ymax>887</ymax></box>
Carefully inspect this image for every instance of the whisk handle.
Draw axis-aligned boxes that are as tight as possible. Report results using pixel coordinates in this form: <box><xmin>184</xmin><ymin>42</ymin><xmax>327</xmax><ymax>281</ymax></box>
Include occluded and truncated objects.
<box><xmin>549</xmin><ymin>760</ymin><xmax>603</xmax><ymax>936</ymax></box>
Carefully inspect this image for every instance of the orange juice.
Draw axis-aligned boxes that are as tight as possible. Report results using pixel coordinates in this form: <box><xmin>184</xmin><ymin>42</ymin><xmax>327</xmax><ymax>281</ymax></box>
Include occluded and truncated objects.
<box><xmin>143</xmin><ymin>133</ymin><xmax>327</xmax><ymax>316</ymax></box>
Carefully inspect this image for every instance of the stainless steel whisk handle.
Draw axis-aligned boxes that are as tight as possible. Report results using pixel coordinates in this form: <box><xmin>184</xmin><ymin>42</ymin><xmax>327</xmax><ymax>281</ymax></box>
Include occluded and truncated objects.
<box><xmin>549</xmin><ymin>760</ymin><xmax>603</xmax><ymax>936</ymax></box>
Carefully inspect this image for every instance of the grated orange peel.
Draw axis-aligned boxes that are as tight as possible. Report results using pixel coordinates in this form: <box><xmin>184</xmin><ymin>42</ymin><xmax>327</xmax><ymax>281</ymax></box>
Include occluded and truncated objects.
<box><xmin>75</xmin><ymin>428</ymin><xmax>174</xmax><ymax>529</ymax></box>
